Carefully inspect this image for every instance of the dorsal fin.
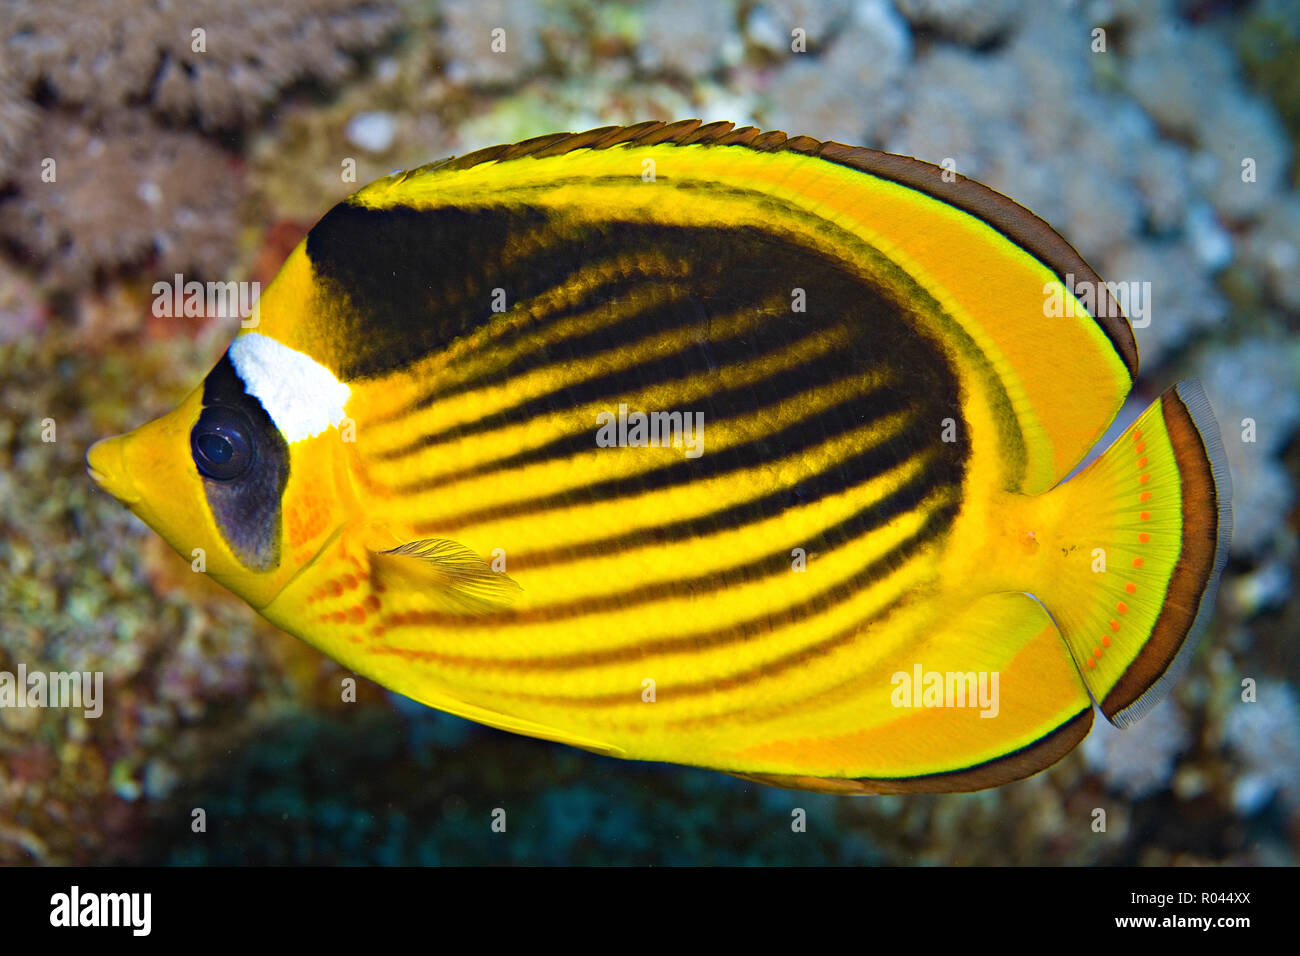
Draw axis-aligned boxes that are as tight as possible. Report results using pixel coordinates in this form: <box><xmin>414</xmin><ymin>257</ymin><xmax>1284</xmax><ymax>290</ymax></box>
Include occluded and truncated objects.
<box><xmin>404</xmin><ymin>119</ymin><xmax>1138</xmax><ymax>380</ymax></box>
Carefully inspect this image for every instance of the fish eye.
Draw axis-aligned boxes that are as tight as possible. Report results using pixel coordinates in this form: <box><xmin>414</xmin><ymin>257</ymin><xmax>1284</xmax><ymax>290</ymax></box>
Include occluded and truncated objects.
<box><xmin>191</xmin><ymin>406</ymin><xmax>255</xmax><ymax>481</ymax></box>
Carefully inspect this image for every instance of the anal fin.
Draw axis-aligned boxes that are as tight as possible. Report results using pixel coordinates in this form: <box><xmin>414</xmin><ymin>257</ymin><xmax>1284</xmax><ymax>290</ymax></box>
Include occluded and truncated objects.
<box><xmin>721</xmin><ymin>592</ymin><xmax>1095</xmax><ymax>793</ymax></box>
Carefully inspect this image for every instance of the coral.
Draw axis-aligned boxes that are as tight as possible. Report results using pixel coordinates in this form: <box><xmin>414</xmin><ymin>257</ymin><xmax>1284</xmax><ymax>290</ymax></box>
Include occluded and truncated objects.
<box><xmin>1194</xmin><ymin>94</ymin><xmax>1292</xmax><ymax>223</ymax></box>
<box><xmin>0</xmin><ymin>57</ymin><xmax>37</xmax><ymax>184</ymax></box>
<box><xmin>1122</xmin><ymin>18</ymin><xmax>1240</xmax><ymax>140</ymax></box>
<box><xmin>892</xmin><ymin>0</ymin><xmax>1022</xmax><ymax>45</ymax></box>
<box><xmin>0</xmin><ymin>112</ymin><xmax>242</xmax><ymax>289</ymax></box>
<box><xmin>635</xmin><ymin>0</ymin><xmax>740</xmax><ymax>78</ymax></box>
<box><xmin>883</xmin><ymin>4</ymin><xmax>1249</xmax><ymax>368</ymax></box>
<box><xmin>3</xmin><ymin>0</ymin><xmax>402</xmax><ymax>131</ymax></box>
<box><xmin>344</xmin><ymin>109</ymin><xmax>398</xmax><ymax>153</ymax></box>
<box><xmin>761</xmin><ymin>0</ymin><xmax>912</xmax><ymax>146</ymax></box>
<box><xmin>1222</xmin><ymin>681</ymin><xmax>1300</xmax><ymax>815</ymax></box>
<box><xmin>1122</xmin><ymin>14</ymin><xmax>1292</xmax><ymax>221</ymax></box>
<box><xmin>1236</xmin><ymin>0</ymin><xmax>1300</xmax><ymax>175</ymax></box>
<box><xmin>0</xmin><ymin>259</ymin><xmax>46</xmax><ymax>344</ymax></box>
<box><xmin>1081</xmin><ymin>701</ymin><xmax>1192</xmax><ymax>800</ymax></box>
<box><xmin>1133</xmin><ymin>139</ymin><xmax>1196</xmax><ymax>236</ymax></box>
<box><xmin>436</xmin><ymin>0</ymin><xmax>553</xmax><ymax>87</ymax></box>
<box><xmin>745</xmin><ymin>0</ymin><xmax>855</xmax><ymax>54</ymax></box>
<box><xmin>0</xmin><ymin>315</ymin><xmax>384</xmax><ymax>864</ymax></box>
<box><xmin>1192</xmin><ymin>339</ymin><xmax>1300</xmax><ymax>556</ymax></box>
<box><xmin>1238</xmin><ymin>194</ymin><xmax>1300</xmax><ymax>312</ymax></box>
<box><xmin>884</xmin><ymin>46</ymin><xmax>1020</xmax><ymax>177</ymax></box>
<box><xmin>124</xmin><ymin>707</ymin><xmax>889</xmax><ymax>866</ymax></box>
<box><xmin>1096</xmin><ymin>238</ymin><xmax>1227</xmax><ymax>368</ymax></box>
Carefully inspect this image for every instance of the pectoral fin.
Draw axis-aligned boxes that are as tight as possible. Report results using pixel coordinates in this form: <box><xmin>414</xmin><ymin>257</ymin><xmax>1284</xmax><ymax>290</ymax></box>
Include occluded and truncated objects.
<box><xmin>369</xmin><ymin>538</ymin><xmax>522</xmax><ymax>615</ymax></box>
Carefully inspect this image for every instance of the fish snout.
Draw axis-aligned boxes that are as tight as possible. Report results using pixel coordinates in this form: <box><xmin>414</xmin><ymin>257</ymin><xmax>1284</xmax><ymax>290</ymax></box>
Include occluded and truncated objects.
<box><xmin>87</xmin><ymin>435</ymin><xmax>141</xmax><ymax>504</ymax></box>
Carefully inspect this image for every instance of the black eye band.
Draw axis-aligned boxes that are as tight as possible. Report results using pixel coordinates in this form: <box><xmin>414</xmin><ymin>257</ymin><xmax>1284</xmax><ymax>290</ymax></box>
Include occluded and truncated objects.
<box><xmin>191</xmin><ymin>405</ymin><xmax>255</xmax><ymax>481</ymax></box>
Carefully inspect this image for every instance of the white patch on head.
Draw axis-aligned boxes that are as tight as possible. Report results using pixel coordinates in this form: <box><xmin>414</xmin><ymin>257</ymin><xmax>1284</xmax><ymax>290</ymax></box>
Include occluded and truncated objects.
<box><xmin>228</xmin><ymin>333</ymin><xmax>351</xmax><ymax>443</ymax></box>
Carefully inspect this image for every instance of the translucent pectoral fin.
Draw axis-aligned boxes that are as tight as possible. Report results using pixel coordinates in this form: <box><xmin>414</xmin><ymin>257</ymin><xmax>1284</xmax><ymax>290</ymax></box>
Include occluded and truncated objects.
<box><xmin>261</xmin><ymin>522</ymin><xmax>623</xmax><ymax>758</ymax></box>
<box><xmin>370</xmin><ymin>538</ymin><xmax>523</xmax><ymax>615</ymax></box>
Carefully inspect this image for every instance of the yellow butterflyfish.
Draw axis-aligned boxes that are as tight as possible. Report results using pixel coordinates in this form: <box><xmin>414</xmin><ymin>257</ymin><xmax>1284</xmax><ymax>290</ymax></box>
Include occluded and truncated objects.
<box><xmin>87</xmin><ymin>120</ymin><xmax>1232</xmax><ymax>793</ymax></box>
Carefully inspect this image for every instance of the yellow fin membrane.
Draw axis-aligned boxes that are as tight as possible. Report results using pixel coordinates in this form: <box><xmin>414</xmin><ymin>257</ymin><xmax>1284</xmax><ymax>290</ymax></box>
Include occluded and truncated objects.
<box><xmin>1027</xmin><ymin>380</ymin><xmax>1232</xmax><ymax>726</ymax></box>
<box><xmin>728</xmin><ymin>591</ymin><xmax>1095</xmax><ymax>793</ymax></box>
<box><xmin>370</xmin><ymin>539</ymin><xmax>523</xmax><ymax>615</ymax></box>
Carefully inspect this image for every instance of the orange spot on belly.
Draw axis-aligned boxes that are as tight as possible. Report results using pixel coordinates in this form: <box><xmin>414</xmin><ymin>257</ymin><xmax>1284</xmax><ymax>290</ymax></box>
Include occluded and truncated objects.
<box><xmin>1133</xmin><ymin>558</ymin><xmax>1144</xmax><ymax>568</ymax></box>
<box><xmin>1139</xmin><ymin>533</ymin><xmax>1150</xmax><ymax>543</ymax></box>
<box><xmin>1125</xmin><ymin>582</ymin><xmax>1136</xmax><ymax>594</ymax></box>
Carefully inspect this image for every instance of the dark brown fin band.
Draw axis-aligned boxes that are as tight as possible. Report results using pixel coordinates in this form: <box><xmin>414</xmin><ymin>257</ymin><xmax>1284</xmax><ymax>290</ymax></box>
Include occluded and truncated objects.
<box><xmin>1101</xmin><ymin>384</ymin><xmax>1230</xmax><ymax>723</ymax></box>
<box><xmin>422</xmin><ymin>119</ymin><xmax>1139</xmax><ymax>381</ymax></box>
<box><xmin>728</xmin><ymin>706</ymin><xmax>1094</xmax><ymax>795</ymax></box>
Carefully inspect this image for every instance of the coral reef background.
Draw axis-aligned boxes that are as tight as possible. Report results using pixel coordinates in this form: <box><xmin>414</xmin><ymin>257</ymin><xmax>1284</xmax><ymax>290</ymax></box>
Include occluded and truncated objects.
<box><xmin>1</xmin><ymin>0</ymin><xmax>1297</xmax><ymax>865</ymax></box>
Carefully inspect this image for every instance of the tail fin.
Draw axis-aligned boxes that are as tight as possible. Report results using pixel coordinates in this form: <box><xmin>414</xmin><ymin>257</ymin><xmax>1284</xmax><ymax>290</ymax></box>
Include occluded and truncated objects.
<box><xmin>1032</xmin><ymin>380</ymin><xmax>1232</xmax><ymax>728</ymax></box>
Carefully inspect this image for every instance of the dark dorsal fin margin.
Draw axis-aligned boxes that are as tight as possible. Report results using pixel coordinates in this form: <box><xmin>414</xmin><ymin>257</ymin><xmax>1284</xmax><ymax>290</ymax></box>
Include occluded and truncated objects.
<box><xmin>409</xmin><ymin>119</ymin><xmax>1139</xmax><ymax>381</ymax></box>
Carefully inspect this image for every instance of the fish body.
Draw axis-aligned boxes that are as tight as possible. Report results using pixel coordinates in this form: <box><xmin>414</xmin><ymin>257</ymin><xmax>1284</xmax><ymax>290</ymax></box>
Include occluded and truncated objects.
<box><xmin>88</xmin><ymin>121</ymin><xmax>1232</xmax><ymax>793</ymax></box>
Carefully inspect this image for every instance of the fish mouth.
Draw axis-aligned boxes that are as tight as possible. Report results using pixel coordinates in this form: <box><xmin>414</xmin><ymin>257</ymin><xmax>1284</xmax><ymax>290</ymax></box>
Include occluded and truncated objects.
<box><xmin>86</xmin><ymin>436</ymin><xmax>142</xmax><ymax>505</ymax></box>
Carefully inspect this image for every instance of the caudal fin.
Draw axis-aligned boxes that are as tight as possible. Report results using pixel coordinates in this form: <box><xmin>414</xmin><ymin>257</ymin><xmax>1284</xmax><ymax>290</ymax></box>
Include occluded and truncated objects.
<box><xmin>1032</xmin><ymin>381</ymin><xmax>1232</xmax><ymax>728</ymax></box>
